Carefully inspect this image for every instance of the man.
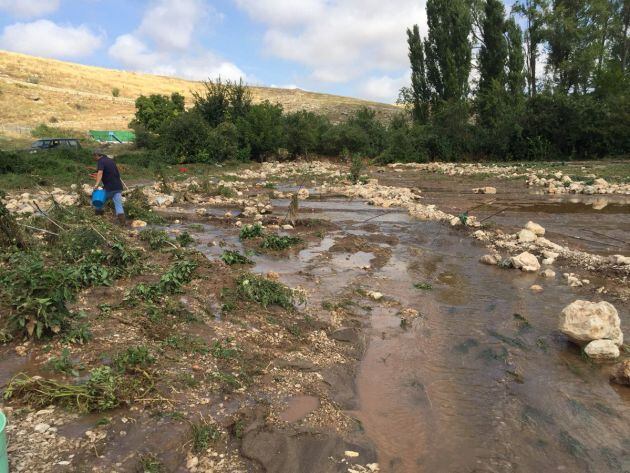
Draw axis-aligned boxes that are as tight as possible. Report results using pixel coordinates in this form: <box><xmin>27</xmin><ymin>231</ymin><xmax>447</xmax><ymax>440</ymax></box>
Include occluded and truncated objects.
<box><xmin>92</xmin><ymin>152</ymin><xmax>125</xmax><ymax>225</ymax></box>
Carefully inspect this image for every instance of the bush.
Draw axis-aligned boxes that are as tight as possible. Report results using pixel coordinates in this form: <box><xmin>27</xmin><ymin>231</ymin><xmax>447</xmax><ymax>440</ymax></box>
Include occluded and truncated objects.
<box><xmin>131</xmin><ymin>93</ymin><xmax>185</xmax><ymax>133</ymax></box>
<box><xmin>158</xmin><ymin>110</ymin><xmax>212</xmax><ymax>163</ymax></box>
<box><xmin>284</xmin><ymin>111</ymin><xmax>330</xmax><ymax>156</ymax></box>
<box><xmin>237</xmin><ymin>101</ymin><xmax>285</xmax><ymax>160</ymax></box>
<box><xmin>192</xmin><ymin>79</ymin><xmax>251</xmax><ymax>127</ymax></box>
<box><xmin>112</xmin><ymin>87</ymin><xmax>121</xmax><ymax>98</ymax></box>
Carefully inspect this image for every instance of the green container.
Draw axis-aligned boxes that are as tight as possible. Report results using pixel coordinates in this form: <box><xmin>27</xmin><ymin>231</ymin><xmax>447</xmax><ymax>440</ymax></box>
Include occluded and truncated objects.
<box><xmin>0</xmin><ymin>411</ymin><xmax>7</xmax><ymax>473</ymax></box>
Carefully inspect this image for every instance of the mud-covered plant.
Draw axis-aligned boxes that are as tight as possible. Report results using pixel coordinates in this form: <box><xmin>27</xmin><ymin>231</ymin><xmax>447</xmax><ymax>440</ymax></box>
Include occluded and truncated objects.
<box><xmin>4</xmin><ymin>366</ymin><xmax>120</xmax><ymax>413</ymax></box>
<box><xmin>62</xmin><ymin>322</ymin><xmax>92</xmax><ymax>345</ymax></box>
<box><xmin>138</xmin><ymin>455</ymin><xmax>164</xmax><ymax>473</ymax></box>
<box><xmin>239</xmin><ymin>223</ymin><xmax>264</xmax><ymax>240</ymax></box>
<box><xmin>413</xmin><ymin>282</ymin><xmax>432</xmax><ymax>290</ymax></box>
<box><xmin>210</xmin><ymin>338</ymin><xmax>239</xmax><ymax>359</ymax></box>
<box><xmin>47</xmin><ymin>348</ymin><xmax>82</xmax><ymax>376</ymax></box>
<box><xmin>191</xmin><ymin>421</ymin><xmax>221</xmax><ymax>453</ymax></box>
<box><xmin>0</xmin><ymin>201</ymin><xmax>30</xmax><ymax>249</ymax></box>
<box><xmin>234</xmin><ymin>273</ymin><xmax>303</xmax><ymax>309</ymax></box>
<box><xmin>220</xmin><ymin>250</ymin><xmax>253</xmax><ymax>265</ymax></box>
<box><xmin>162</xmin><ymin>334</ymin><xmax>208</xmax><ymax>354</ymax></box>
<box><xmin>139</xmin><ymin>229</ymin><xmax>173</xmax><ymax>250</ymax></box>
<box><xmin>349</xmin><ymin>154</ymin><xmax>365</xmax><ymax>184</ymax></box>
<box><xmin>129</xmin><ymin>260</ymin><xmax>197</xmax><ymax>302</ymax></box>
<box><xmin>260</xmin><ymin>234</ymin><xmax>302</xmax><ymax>251</ymax></box>
<box><xmin>114</xmin><ymin>346</ymin><xmax>155</xmax><ymax>372</ymax></box>
<box><xmin>176</xmin><ymin>231</ymin><xmax>195</xmax><ymax>247</ymax></box>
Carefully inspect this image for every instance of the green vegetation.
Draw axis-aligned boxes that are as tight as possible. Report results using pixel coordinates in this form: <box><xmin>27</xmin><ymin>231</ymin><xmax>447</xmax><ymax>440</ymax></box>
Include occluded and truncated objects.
<box><xmin>47</xmin><ymin>348</ymin><xmax>82</xmax><ymax>376</ymax></box>
<box><xmin>113</xmin><ymin>346</ymin><xmax>155</xmax><ymax>372</ymax></box>
<box><xmin>139</xmin><ymin>229</ymin><xmax>173</xmax><ymax>250</ymax></box>
<box><xmin>4</xmin><ymin>366</ymin><xmax>121</xmax><ymax>412</ymax></box>
<box><xmin>413</xmin><ymin>282</ymin><xmax>433</xmax><ymax>290</ymax></box>
<box><xmin>128</xmin><ymin>260</ymin><xmax>197</xmax><ymax>303</ymax></box>
<box><xmin>225</xmin><ymin>273</ymin><xmax>302</xmax><ymax>310</ymax></box>
<box><xmin>239</xmin><ymin>223</ymin><xmax>264</xmax><ymax>240</ymax></box>
<box><xmin>191</xmin><ymin>421</ymin><xmax>221</xmax><ymax>453</ymax></box>
<box><xmin>138</xmin><ymin>455</ymin><xmax>164</xmax><ymax>473</ymax></box>
<box><xmin>260</xmin><ymin>234</ymin><xmax>303</xmax><ymax>250</ymax></box>
<box><xmin>220</xmin><ymin>250</ymin><xmax>253</xmax><ymax>266</ymax></box>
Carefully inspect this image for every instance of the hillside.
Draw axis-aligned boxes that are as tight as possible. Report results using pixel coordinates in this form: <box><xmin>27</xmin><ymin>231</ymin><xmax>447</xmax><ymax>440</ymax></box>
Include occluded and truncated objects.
<box><xmin>0</xmin><ymin>50</ymin><xmax>399</xmax><ymax>135</ymax></box>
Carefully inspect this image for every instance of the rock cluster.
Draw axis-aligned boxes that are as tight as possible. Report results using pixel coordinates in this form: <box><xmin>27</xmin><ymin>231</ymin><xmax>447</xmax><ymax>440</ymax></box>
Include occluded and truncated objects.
<box><xmin>558</xmin><ymin>300</ymin><xmax>624</xmax><ymax>359</ymax></box>
<box><xmin>2</xmin><ymin>188</ymin><xmax>80</xmax><ymax>214</ymax></box>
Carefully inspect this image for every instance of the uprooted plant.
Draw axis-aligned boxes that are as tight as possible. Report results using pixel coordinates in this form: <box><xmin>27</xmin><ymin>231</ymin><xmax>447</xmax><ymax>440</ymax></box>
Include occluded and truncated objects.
<box><xmin>260</xmin><ymin>234</ymin><xmax>303</xmax><ymax>251</ymax></box>
<box><xmin>223</xmin><ymin>273</ymin><xmax>304</xmax><ymax>310</ymax></box>
<box><xmin>220</xmin><ymin>250</ymin><xmax>253</xmax><ymax>265</ymax></box>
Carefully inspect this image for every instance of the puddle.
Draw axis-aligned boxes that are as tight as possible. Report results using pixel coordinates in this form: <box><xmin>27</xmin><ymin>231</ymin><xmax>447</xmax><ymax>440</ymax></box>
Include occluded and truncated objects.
<box><xmin>278</xmin><ymin>395</ymin><xmax>320</xmax><ymax>423</ymax></box>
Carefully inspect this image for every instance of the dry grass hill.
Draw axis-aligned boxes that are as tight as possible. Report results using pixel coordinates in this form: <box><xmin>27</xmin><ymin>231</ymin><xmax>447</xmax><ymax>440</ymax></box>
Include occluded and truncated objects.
<box><xmin>0</xmin><ymin>50</ymin><xmax>398</xmax><ymax>136</ymax></box>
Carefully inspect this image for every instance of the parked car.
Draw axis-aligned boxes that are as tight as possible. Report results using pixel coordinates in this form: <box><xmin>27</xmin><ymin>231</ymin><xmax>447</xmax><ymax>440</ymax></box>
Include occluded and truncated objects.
<box><xmin>29</xmin><ymin>138</ymin><xmax>82</xmax><ymax>153</ymax></box>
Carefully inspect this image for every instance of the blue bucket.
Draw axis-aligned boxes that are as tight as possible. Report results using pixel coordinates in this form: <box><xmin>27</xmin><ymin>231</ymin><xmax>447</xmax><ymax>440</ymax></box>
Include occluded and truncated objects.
<box><xmin>0</xmin><ymin>410</ymin><xmax>7</xmax><ymax>473</ymax></box>
<box><xmin>92</xmin><ymin>189</ymin><xmax>107</xmax><ymax>209</ymax></box>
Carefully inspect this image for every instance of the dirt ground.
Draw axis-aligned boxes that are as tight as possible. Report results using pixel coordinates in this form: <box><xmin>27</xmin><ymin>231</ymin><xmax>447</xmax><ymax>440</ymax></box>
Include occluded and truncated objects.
<box><xmin>1</xmin><ymin>159</ymin><xmax>629</xmax><ymax>472</ymax></box>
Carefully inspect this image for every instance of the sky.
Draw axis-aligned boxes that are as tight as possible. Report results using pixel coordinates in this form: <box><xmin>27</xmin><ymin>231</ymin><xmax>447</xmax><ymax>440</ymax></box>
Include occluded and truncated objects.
<box><xmin>0</xmin><ymin>0</ymin><xmax>517</xmax><ymax>103</ymax></box>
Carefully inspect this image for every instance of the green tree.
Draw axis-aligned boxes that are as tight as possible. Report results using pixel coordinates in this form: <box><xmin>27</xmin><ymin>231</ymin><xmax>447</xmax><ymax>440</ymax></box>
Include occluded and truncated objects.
<box><xmin>237</xmin><ymin>101</ymin><xmax>285</xmax><ymax>161</ymax></box>
<box><xmin>158</xmin><ymin>110</ymin><xmax>211</xmax><ymax>163</ymax></box>
<box><xmin>407</xmin><ymin>24</ymin><xmax>430</xmax><ymax>122</ymax></box>
<box><xmin>512</xmin><ymin>0</ymin><xmax>549</xmax><ymax>96</ymax></box>
<box><xmin>131</xmin><ymin>93</ymin><xmax>185</xmax><ymax>132</ymax></box>
<box><xmin>505</xmin><ymin>17</ymin><xmax>526</xmax><ymax>100</ymax></box>
<box><xmin>284</xmin><ymin>111</ymin><xmax>329</xmax><ymax>156</ymax></box>
<box><xmin>478</xmin><ymin>0</ymin><xmax>508</xmax><ymax>94</ymax></box>
<box><xmin>424</xmin><ymin>0</ymin><xmax>473</xmax><ymax>102</ymax></box>
<box><xmin>192</xmin><ymin>78</ymin><xmax>252</xmax><ymax>127</ymax></box>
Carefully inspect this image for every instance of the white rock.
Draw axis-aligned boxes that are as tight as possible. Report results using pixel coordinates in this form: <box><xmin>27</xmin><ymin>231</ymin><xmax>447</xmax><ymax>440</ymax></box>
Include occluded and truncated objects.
<box><xmin>584</xmin><ymin>339</ymin><xmax>620</xmax><ymax>360</ymax></box>
<box><xmin>609</xmin><ymin>254</ymin><xmax>630</xmax><ymax>266</ymax></box>
<box><xmin>525</xmin><ymin>221</ymin><xmax>545</xmax><ymax>236</ymax></box>
<box><xmin>517</xmin><ymin>229</ymin><xmax>537</xmax><ymax>242</ymax></box>
<box><xmin>530</xmin><ymin>284</ymin><xmax>544</xmax><ymax>293</ymax></box>
<box><xmin>187</xmin><ymin>456</ymin><xmax>199</xmax><ymax>469</ymax></box>
<box><xmin>345</xmin><ymin>451</ymin><xmax>360</xmax><ymax>458</ymax></box>
<box><xmin>34</xmin><ymin>423</ymin><xmax>50</xmax><ymax>433</ymax></box>
<box><xmin>479</xmin><ymin>254</ymin><xmax>499</xmax><ymax>265</ymax></box>
<box><xmin>368</xmin><ymin>291</ymin><xmax>383</xmax><ymax>301</ymax></box>
<box><xmin>472</xmin><ymin>187</ymin><xmax>497</xmax><ymax>194</ymax></box>
<box><xmin>131</xmin><ymin>220</ymin><xmax>147</xmax><ymax>228</ymax></box>
<box><xmin>297</xmin><ymin>188</ymin><xmax>310</xmax><ymax>200</ymax></box>
<box><xmin>511</xmin><ymin>252</ymin><xmax>540</xmax><ymax>272</ymax></box>
<box><xmin>282</xmin><ymin>224</ymin><xmax>294</xmax><ymax>230</ymax></box>
<box><xmin>558</xmin><ymin>300</ymin><xmax>623</xmax><ymax>347</ymax></box>
<box><xmin>540</xmin><ymin>269</ymin><xmax>556</xmax><ymax>278</ymax></box>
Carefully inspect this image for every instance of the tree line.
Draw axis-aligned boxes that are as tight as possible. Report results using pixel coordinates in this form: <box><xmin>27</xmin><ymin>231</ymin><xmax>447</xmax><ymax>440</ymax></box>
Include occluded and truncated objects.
<box><xmin>400</xmin><ymin>0</ymin><xmax>629</xmax><ymax>160</ymax></box>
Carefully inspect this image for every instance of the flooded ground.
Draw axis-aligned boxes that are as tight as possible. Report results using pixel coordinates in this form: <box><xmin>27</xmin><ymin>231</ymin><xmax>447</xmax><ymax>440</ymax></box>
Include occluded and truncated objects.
<box><xmin>2</xmin><ymin>162</ymin><xmax>628</xmax><ymax>472</ymax></box>
<box><xmin>169</xmin><ymin>170</ymin><xmax>630</xmax><ymax>472</ymax></box>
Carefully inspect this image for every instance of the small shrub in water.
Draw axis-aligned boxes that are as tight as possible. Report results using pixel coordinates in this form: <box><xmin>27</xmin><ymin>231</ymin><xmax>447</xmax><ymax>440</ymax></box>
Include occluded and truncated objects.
<box><xmin>176</xmin><ymin>231</ymin><xmax>195</xmax><ymax>247</ymax></box>
<box><xmin>221</xmin><ymin>250</ymin><xmax>253</xmax><ymax>265</ymax></box>
<box><xmin>239</xmin><ymin>223</ymin><xmax>264</xmax><ymax>240</ymax></box>
<box><xmin>260</xmin><ymin>234</ymin><xmax>302</xmax><ymax>250</ymax></box>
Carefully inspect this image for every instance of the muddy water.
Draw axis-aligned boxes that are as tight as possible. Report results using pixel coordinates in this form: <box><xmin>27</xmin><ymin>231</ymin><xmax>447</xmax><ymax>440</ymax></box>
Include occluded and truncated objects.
<box><xmin>377</xmin><ymin>171</ymin><xmax>630</xmax><ymax>255</ymax></box>
<box><xmin>251</xmin><ymin>194</ymin><xmax>628</xmax><ymax>472</ymax></box>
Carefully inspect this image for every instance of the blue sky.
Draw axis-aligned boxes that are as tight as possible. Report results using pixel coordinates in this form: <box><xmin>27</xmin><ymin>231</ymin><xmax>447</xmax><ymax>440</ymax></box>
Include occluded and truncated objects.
<box><xmin>0</xmin><ymin>1</ymin><xmax>517</xmax><ymax>102</ymax></box>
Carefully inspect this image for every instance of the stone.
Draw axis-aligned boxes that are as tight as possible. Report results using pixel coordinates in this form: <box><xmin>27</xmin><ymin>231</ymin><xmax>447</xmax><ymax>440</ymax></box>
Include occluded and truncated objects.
<box><xmin>479</xmin><ymin>254</ymin><xmax>499</xmax><ymax>265</ymax></box>
<box><xmin>510</xmin><ymin>252</ymin><xmax>540</xmax><ymax>272</ymax></box>
<box><xmin>530</xmin><ymin>284</ymin><xmax>544</xmax><ymax>293</ymax></box>
<box><xmin>609</xmin><ymin>254</ymin><xmax>630</xmax><ymax>266</ymax></box>
<box><xmin>131</xmin><ymin>220</ymin><xmax>147</xmax><ymax>228</ymax></box>
<box><xmin>34</xmin><ymin>423</ymin><xmax>50</xmax><ymax>433</ymax></box>
<box><xmin>282</xmin><ymin>224</ymin><xmax>294</xmax><ymax>230</ymax></box>
<box><xmin>331</xmin><ymin>327</ymin><xmax>360</xmax><ymax>344</ymax></box>
<box><xmin>525</xmin><ymin>221</ymin><xmax>545</xmax><ymax>236</ymax></box>
<box><xmin>297</xmin><ymin>188</ymin><xmax>310</xmax><ymax>200</ymax></box>
<box><xmin>611</xmin><ymin>360</ymin><xmax>630</xmax><ymax>386</ymax></box>
<box><xmin>558</xmin><ymin>300</ymin><xmax>623</xmax><ymax>347</ymax></box>
<box><xmin>584</xmin><ymin>340</ymin><xmax>619</xmax><ymax>360</ymax></box>
<box><xmin>472</xmin><ymin>187</ymin><xmax>497</xmax><ymax>194</ymax></box>
<box><xmin>517</xmin><ymin>229</ymin><xmax>537</xmax><ymax>242</ymax></box>
<box><xmin>540</xmin><ymin>269</ymin><xmax>556</xmax><ymax>278</ymax></box>
<box><xmin>368</xmin><ymin>291</ymin><xmax>383</xmax><ymax>301</ymax></box>
<box><xmin>345</xmin><ymin>451</ymin><xmax>360</xmax><ymax>458</ymax></box>
<box><xmin>186</xmin><ymin>456</ymin><xmax>199</xmax><ymax>469</ymax></box>
<box><xmin>565</xmin><ymin>273</ymin><xmax>583</xmax><ymax>287</ymax></box>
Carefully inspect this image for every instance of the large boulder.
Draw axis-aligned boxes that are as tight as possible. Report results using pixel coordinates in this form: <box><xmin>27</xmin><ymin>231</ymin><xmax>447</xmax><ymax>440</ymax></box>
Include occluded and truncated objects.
<box><xmin>584</xmin><ymin>340</ymin><xmax>619</xmax><ymax>360</ymax></box>
<box><xmin>611</xmin><ymin>360</ymin><xmax>630</xmax><ymax>386</ymax></box>
<box><xmin>525</xmin><ymin>221</ymin><xmax>545</xmax><ymax>236</ymax></box>
<box><xmin>558</xmin><ymin>300</ymin><xmax>623</xmax><ymax>347</ymax></box>
<box><xmin>517</xmin><ymin>229</ymin><xmax>538</xmax><ymax>242</ymax></box>
<box><xmin>511</xmin><ymin>252</ymin><xmax>541</xmax><ymax>272</ymax></box>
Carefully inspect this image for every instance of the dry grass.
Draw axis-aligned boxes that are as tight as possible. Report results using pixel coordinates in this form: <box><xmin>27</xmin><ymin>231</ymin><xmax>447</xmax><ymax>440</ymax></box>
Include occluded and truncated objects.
<box><xmin>0</xmin><ymin>50</ymin><xmax>398</xmax><ymax>135</ymax></box>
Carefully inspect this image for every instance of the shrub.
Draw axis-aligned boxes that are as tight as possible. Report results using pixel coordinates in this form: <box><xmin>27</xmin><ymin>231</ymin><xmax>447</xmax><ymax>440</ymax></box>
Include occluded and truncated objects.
<box><xmin>131</xmin><ymin>93</ymin><xmax>185</xmax><ymax>133</ymax></box>
<box><xmin>234</xmin><ymin>273</ymin><xmax>302</xmax><ymax>309</ymax></box>
<box><xmin>236</xmin><ymin>101</ymin><xmax>285</xmax><ymax>160</ymax></box>
<box><xmin>113</xmin><ymin>346</ymin><xmax>155</xmax><ymax>372</ymax></box>
<box><xmin>284</xmin><ymin>111</ymin><xmax>330</xmax><ymax>156</ymax></box>
<box><xmin>112</xmin><ymin>87</ymin><xmax>121</xmax><ymax>97</ymax></box>
<box><xmin>158</xmin><ymin>110</ymin><xmax>212</xmax><ymax>163</ymax></box>
<box><xmin>260</xmin><ymin>234</ymin><xmax>302</xmax><ymax>250</ymax></box>
<box><xmin>221</xmin><ymin>250</ymin><xmax>253</xmax><ymax>265</ymax></box>
<box><xmin>239</xmin><ymin>223</ymin><xmax>264</xmax><ymax>240</ymax></box>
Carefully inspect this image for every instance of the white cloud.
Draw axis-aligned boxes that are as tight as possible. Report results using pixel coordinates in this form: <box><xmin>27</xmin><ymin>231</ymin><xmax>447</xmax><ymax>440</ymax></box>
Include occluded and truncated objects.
<box><xmin>235</xmin><ymin>0</ymin><xmax>427</xmax><ymax>84</ymax></box>
<box><xmin>0</xmin><ymin>19</ymin><xmax>102</xmax><ymax>59</ymax></box>
<box><xmin>359</xmin><ymin>74</ymin><xmax>408</xmax><ymax>102</ymax></box>
<box><xmin>139</xmin><ymin>0</ymin><xmax>209</xmax><ymax>51</ymax></box>
<box><xmin>108</xmin><ymin>0</ymin><xmax>245</xmax><ymax>81</ymax></box>
<box><xmin>0</xmin><ymin>0</ymin><xmax>60</xmax><ymax>18</ymax></box>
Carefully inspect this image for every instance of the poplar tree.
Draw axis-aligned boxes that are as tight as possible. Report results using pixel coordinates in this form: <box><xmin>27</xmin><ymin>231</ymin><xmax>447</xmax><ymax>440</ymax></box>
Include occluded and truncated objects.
<box><xmin>407</xmin><ymin>24</ymin><xmax>430</xmax><ymax>123</ymax></box>
<box><xmin>478</xmin><ymin>0</ymin><xmax>508</xmax><ymax>94</ymax></box>
<box><xmin>424</xmin><ymin>0</ymin><xmax>473</xmax><ymax>102</ymax></box>
<box><xmin>505</xmin><ymin>17</ymin><xmax>526</xmax><ymax>100</ymax></box>
<box><xmin>512</xmin><ymin>0</ymin><xmax>549</xmax><ymax>96</ymax></box>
